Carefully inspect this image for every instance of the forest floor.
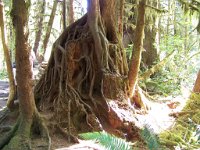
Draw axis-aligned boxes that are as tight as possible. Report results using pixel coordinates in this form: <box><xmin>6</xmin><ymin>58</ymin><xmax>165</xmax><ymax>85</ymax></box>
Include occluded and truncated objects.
<box><xmin>0</xmin><ymin>76</ymin><xmax>190</xmax><ymax>149</ymax></box>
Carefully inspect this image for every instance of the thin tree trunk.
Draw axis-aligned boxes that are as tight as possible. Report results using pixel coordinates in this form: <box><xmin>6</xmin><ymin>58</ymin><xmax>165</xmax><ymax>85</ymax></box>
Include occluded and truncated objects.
<box><xmin>193</xmin><ymin>70</ymin><xmax>200</xmax><ymax>93</ymax></box>
<box><xmin>166</xmin><ymin>0</ymin><xmax>171</xmax><ymax>50</ymax></box>
<box><xmin>67</xmin><ymin>0</ymin><xmax>74</xmax><ymax>24</ymax></box>
<box><xmin>63</xmin><ymin>0</ymin><xmax>66</xmax><ymax>29</ymax></box>
<box><xmin>128</xmin><ymin>0</ymin><xmax>146</xmax><ymax>97</ymax></box>
<box><xmin>0</xmin><ymin>0</ymin><xmax>16</xmax><ymax>110</ymax></box>
<box><xmin>42</xmin><ymin>0</ymin><xmax>58</xmax><ymax>57</ymax></box>
<box><xmin>33</xmin><ymin>0</ymin><xmax>46</xmax><ymax>59</ymax></box>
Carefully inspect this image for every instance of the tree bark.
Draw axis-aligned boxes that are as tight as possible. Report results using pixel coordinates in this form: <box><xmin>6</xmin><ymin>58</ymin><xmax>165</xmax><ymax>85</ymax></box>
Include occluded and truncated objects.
<box><xmin>119</xmin><ymin>0</ymin><xmax>125</xmax><ymax>38</ymax></box>
<box><xmin>63</xmin><ymin>0</ymin><xmax>66</xmax><ymax>29</ymax></box>
<box><xmin>42</xmin><ymin>0</ymin><xmax>58</xmax><ymax>57</ymax></box>
<box><xmin>67</xmin><ymin>0</ymin><xmax>74</xmax><ymax>24</ymax></box>
<box><xmin>0</xmin><ymin>0</ymin><xmax>17</xmax><ymax>110</ymax></box>
<box><xmin>0</xmin><ymin>0</ymin><xmax>50</xmax><ymax>149</ymax></box>
<box><xmin>128</xmin><ymin>0</ymin><xmax>146</xmax><ymax>97</ymax></box>
<box><xmin>193</xmin><ymin>70</ymin><xmax>200</xmax><ymax>93</ymax></box>
<box><xmin>142</xmin><ymin>0</ymin><xmax>159</xmax><ymax>67</ymax></box>
<box><xmin>33</xmin><ymin>0</ymin><xmax>46</xmax><ymax>58</ymax></box>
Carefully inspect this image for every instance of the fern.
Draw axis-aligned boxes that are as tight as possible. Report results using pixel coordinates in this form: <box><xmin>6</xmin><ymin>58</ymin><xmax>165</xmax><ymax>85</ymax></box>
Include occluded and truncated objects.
<box><xmin>140</xmin><ymin>125</ymin><xmax>160</xmax><ymax>150</ymax></box>
<box><xmin>79</xmin><ymin>131</ymin><xmax>133</xmax><ymax>150</ymax></box>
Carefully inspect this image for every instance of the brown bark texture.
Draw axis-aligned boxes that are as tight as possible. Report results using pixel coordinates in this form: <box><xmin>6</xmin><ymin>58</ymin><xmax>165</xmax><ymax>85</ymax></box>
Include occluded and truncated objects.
<box><xmin>193</xmin><ymin>70</ymin><xmax>200</xmax><ymax>93</ymax></box>
<box><xmin>0</xmin><ymin>0</ymin><xmax>50</xmax><ymax>149</ymax></box>
<box><xmin>0</xmin><ymin>0</ymin><xmax>17</xmax><ymax>110</ymax></box>
<box><xmin>67</xmin><ymin>0</ymin><xmax>74</xmax><ymax>24</ymax></box>
<box><xmin>119</xmin><ymin>0</ymin><xmax>125</xmax><ymax>37</ymax></box>
<box><xmin>128</xmin><ymin>0</ymin><xmax>146</xmax><ymax>97</ymax></box>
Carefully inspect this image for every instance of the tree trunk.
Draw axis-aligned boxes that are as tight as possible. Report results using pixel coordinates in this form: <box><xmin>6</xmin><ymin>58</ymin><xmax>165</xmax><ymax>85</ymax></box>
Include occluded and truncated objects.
<box><xmin>33</xmin><ymin>0</ymin><xmax>46</xmax><ymax>59</ymax></box>
<box><xmin>0</xmin><ymin>0</ymin><xmax>50</xmax><ymax>149</ymax></box>
<box><xmin>128</xmin><ymin>0</ymin><xmax>146</xmax><ymax>98</ymax></box>
<box><xmin>35</xmin><ymin>0</ymin><xmax>140</xmax><ymax>142</ymax></box>
<box><xmin>63</xmin><ymin>0</ymin><xmax>66</xmax><ymax>29</ymax></box>
<box><xmin>193</xmin><ymin>70</ymin><xmax>200</xmax><ymax>93</ymax></box>
<box><xmin>42</xmin><ymin>0</ymin><xmax>58</xmax><ymax>57</ymax></box>
<box><xmin>67</xmin><ymin>0</ymin><xmax>74</xmax><ymax>24</ymax></box>
<box><xmin>0</xmin><ymin>0</ymin><xmax>17</xmax><ymax>110</ymax></box>
<box><xmin>142</xmin><ymin>0</ymin><xmax>159</xmax><ymax>67</ymax></box>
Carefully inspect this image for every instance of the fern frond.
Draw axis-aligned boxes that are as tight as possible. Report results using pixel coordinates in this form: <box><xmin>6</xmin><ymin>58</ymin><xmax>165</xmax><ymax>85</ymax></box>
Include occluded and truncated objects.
<box><xmin>79</xmin><ymin>131</ymin><xmax>133</xmax><ymax>150</ymax></box>
<box><xmin>140</xmin><ymin>125</ymin><xmax>160</xmax><ymax>150</ymax></box>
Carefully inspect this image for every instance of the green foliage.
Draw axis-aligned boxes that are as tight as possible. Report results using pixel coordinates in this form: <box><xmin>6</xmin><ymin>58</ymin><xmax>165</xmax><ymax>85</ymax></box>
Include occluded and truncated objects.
<box><xmin>0</xmin><ymin>69</ymin><xmax>8</xmax><ymax>80</ymax></box>
<box><xmin>140</xmin><ymin>125</ymin><xmax>160</xmax><ymax>150</ymax></box>
<box><xmin>160</xmin><ymin>119</ymin><xmax>200</xmax><ymax>149</ymax></box>
<box><xmin>125</xmin><ymin>44</ymin><xmax>133</xmax><ymax>62</ymax></box>
<box><xmin>79</xmin><ymin>131</ymin><xmax>133</xmax><ymax>150</ymax></box>
<box><xmin>160</xmin><ymin>94</ymin><xmax>200</xmax><ymax>149</ymax></box>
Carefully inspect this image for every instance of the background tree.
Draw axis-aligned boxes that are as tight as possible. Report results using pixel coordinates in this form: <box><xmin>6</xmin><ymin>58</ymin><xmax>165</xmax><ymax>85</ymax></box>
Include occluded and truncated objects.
<box><xmin>0</xmin><ymin>0</ymin><xmax>50</xmax><ymax>149</ymax></box>
<box><xmin>67</xmin><ymin>0</ymin><xmax>74</xmax><ymax>24</ymax></box>
<box><xmin>142</xmin><ymin>0</ymin><xmax>160</xmax><ymax>67</ymax></box>
<box><xmin>62</xmin><ymin>0</ymin><xmax>66</xmax><ymax>29</ymax></box>
<box><xmin>0</xmin><ymin>0</ymin><xmax>16</xmax><ymax>109</ymax></box>
<box><xmin>42</xmin><ymin>0</ymin><xmax>58</xmax><ymax>58</ymax></box>
<box><xmin>33</xmin><ymin>0</ymin><xmax>46</xmax><ymax>60</ymax></box>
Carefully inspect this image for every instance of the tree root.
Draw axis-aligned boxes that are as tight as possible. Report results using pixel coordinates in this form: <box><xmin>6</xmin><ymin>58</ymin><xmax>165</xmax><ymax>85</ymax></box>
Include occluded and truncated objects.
<box><xmin>0</xmin><ymin>112</ymin><xmax>50</xmax><ymax>150</ymax></box>
<box><xmin>34</xmin><ymin>2</ymin><xmax>132</xmax><ymax>142</ymax></box>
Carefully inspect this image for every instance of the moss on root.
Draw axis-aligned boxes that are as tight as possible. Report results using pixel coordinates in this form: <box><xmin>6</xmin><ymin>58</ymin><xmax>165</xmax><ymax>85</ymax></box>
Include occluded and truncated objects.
<box><xmin>0</xmin><ymin>112</ymin><xmax>50</xmax><ymax>150</ymax></box>
<box><xmin>2</xmin><ymin>134</ymin><xmax>31</xmax><ymax>150</ymax></box>
<box><xmin>160</xmin><ymin>93</ymin><xmax>200</xmax><ymax>149</ymax></box>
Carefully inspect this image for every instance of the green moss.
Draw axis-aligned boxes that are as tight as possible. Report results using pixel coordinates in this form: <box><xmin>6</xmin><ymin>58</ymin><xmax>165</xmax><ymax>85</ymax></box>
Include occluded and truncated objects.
<box><xmin>159</xmin><ymin>93</ymin><xmax>200</xmax><ymax>148</ymax></box>
<box><xmin>2</xmin><ymin>135</ymin><xmax>31</xmax><ymax>150</ymax></box>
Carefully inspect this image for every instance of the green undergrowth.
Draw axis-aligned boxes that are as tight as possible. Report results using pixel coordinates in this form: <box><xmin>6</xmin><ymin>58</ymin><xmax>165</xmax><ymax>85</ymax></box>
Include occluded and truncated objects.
<box><xmin>160</xmin><ymin>93</ymin><xmax>200</xmax><ymax>149</ymax></box>
<box><xmin>0</xmin><ymin>69</ymin><xmax>8</xmax><ymax>80</ymax></box>
<box><xmin>79</xmin><ymin>126</ymin><xmax>162</xmax><ymax>150</ymax></box>
<box><xmin>140</xmin><ymin>125</ymin><xmax>160</xmax><ymax>150</ymax></box>
<box><xmin>79</xmin><ymin>131</ymin><xmax>133</xmax><ymax>150</ymax></box>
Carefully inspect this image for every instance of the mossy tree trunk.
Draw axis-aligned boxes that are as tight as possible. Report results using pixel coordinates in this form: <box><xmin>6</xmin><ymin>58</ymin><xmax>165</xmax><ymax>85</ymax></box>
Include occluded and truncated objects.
<box><xmin>0</xmin><ymin>0</ymin><xmax>50</xmax><ymax>149</ymax></box>
<box><xmin>128</xmin><ymin>0</ymin><xmax>146</xmax><ymax>99</ymax></box>
<box><xmin>35</xmin><ymin>0</ymin><xmax>135</xmax><ymax>141</ymax></box>
<box><xmin>142</xmin><ymin>0</ymin><xmax>159</xmax><ymax>67</ymax></box>
<box><xmin>0</xmin><ymin>0</ymin><xmax>17</xmax><ymax>110</ymax></box>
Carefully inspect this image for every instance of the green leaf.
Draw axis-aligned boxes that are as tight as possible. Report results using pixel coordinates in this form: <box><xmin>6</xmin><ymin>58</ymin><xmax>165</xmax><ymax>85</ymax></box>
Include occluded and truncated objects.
<box><xmin>79</xmin><ymin>131</ymin><xmax>133</xmax><ymax>150</ymax></box>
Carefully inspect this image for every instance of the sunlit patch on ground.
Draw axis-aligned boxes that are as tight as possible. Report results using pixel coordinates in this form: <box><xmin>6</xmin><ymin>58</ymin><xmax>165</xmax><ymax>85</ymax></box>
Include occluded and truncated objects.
<box><xmin>107</xmin><ymin>85</ymin><xmax>191</xmax><ymax>135</ymax></box>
